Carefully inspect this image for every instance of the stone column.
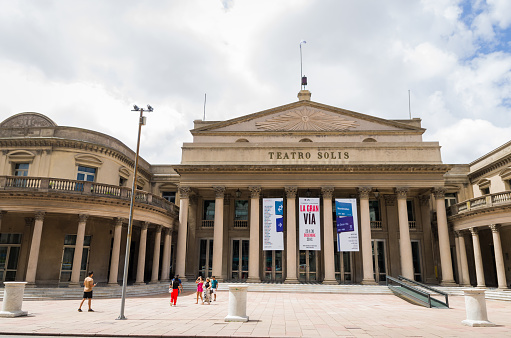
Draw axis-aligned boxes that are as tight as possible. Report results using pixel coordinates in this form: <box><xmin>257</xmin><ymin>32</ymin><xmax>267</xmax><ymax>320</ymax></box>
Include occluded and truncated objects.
<box><xmin>247</xmin><ymin>186</ymin><xmax>261</xmax><ymax>283</ymax></box>
<box><xmin>458</xmin><ymin>231</ymin><xmax>471</xmax><ymax>286</ymax></box>
<box><xmin>454</xmin><ymin>231</ymin><xmax>462</xmax><ymax>285</ymax></box>
<box><xmin>25</xmin><ymin>212</ymin><xmax>45</xmax><ymax>285</ymax></box>
<box><xmin>135</xmin><ymin>222</ymin><xmax>149</xmax><ymax>285</ymax></box>
<box><xmin>418</xmin><ymin>195</ymin><xmax>436</xmax><ymax>283</ymax></box>
<box><xmin>490</xmin><ymin>225</ymin><xmax>508</xmax><ymax>289</ymax></box>
<box><xmin>322</xmin><ymin>187</ymin><xmax>337</xmax><ymax>285</ymax></box>
<box><xmin>175</xmin><ymin>186</ymin><xmax>190</xmax><ymax>280</ymax></box>
<box><xmin>434</xmin><ymin>188</ymin><xmax>455</xmax><ymax>285</ymax></box>
<box><xmin>469</xmin><ymin>227</ymin><xmax>486</xmax><ymax>287</ymax></box>
<box><xmin>108</xmin><ymin>218</ymin><xmax>124</xmax><ymax>285</ymax></box>
<box><xmin>70</xmin><ymin>214</ymin><xmax>89</xmax><ymax>286</ymax></box>
<box><xmin>284</xmin><ymin>186</ymin><xmax>298</xmax><ymax>284</ymax></box>
<box><xmin>160</xmin><ymin>227</ymin><xmax>172</xmax><ymax>282</ymax></box>
<box><xmin>359</xmin><ymin>187</ymin><xmax>377</xmax><ymax>284</ymax></box>
<box><xmin>396</xmin><ymin>187</ymin><xmax>414</xmax><ymax>280</ymax></box>
<box><xmin>0</xmin><ymin>211</ymin><xmax>4</xmax><ymax>233</ymax></box>
<box><xmin>150</xmin><ymin>225</ymin><xmax>162</xmax><ymax>283</ymax></box>
<box><xmin>212</xmin><ymin>186</ymin><xmax>225</xmax><ymax>281</ymax></box>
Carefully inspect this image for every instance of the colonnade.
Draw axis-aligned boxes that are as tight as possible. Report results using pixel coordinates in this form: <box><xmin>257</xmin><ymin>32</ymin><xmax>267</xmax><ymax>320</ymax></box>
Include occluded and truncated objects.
<box><xmin>23</xmin><ymin>212</ymin><xmax>172</xmax><ymax>286</ymax></box>
<box><xmin>455</xmin><ymin>224</ymin><xmax>509</xmax><ymax>289</ymax></box>
<box><xmin>174</xmin><ymin>185</ymin><xmax>455</xmax><ymax>284</ymax></box>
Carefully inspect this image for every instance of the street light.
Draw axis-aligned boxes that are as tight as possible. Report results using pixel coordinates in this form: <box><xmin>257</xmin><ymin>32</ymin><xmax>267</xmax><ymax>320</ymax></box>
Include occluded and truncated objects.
<box><xmin>117</xmin><ymin>104</ymin><xmax>153</xmax><ymax>320</ymax></box>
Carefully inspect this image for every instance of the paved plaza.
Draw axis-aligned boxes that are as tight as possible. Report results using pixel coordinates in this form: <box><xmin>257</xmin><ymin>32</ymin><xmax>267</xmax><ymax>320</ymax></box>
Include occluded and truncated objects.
<box><xmin>1</xmin><ymin>290</ymin><xmax>510</xmax><ymax>337</ymax></box>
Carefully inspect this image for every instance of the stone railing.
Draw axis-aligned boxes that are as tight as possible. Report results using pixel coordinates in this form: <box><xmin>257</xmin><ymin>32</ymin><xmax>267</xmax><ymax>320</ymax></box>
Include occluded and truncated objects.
<box><xmin>371</xmin><ymin>221</ymin><xmax>382</xmax><ymax>230</ymax></box>
<box><xmin>450</xmin><ymin>191</ymin><xmax>511</xmax><ymax>216</ymax></box>
<box><xmin>0</xmin><ymin>176</ymin><xmax>178</xmax><ymax>214</ymax></box>
<box><xmin>234</xmin><ymin>220</ymin><xmax>248</xmax><ymax>228</ymax></box>
<box><xmin>202</xmin><ymin>220</ymin><xmax>214</xmax><ymax>228</ymax></box>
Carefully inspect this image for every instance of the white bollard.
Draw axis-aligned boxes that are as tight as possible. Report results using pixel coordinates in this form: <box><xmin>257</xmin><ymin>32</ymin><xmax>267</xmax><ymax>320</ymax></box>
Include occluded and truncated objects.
<box><xmin>0</xmin><ymin>282</ymin><xmax>28</xmax><ymax>317</ymax></box>
<box><xmin>461</xmin><ymin>289</ymin><xmax>495</xmax><ymax>327</ymax></box>
<box><xmin>224</xmin><ymin>285</ymin><xmax>249</xmax><ymax>322</ymax></box>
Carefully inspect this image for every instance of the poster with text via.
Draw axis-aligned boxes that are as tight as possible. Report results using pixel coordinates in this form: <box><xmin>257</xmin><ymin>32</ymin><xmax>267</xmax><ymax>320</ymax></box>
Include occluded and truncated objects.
<box><xmin>299</xmin><ymin>198</ymin><xmax>321</xmax><ymax>250</ymax></box>
<box><xmin>262</xmin><ymin>198</ymin><xmax>284</xmax><ymax>251</ymax></box>
<box><xmin>336</xmin><ymin>198</ymin><xmax>360</xmax><ymax>252</ymax></box>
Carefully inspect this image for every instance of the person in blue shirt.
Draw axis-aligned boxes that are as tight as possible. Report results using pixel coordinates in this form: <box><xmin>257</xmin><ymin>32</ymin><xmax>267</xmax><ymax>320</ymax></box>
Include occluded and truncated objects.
<box><xmin>211</xmin><ymin>276</ymin><xmax>218</xmax><ymax>301</ymax></box>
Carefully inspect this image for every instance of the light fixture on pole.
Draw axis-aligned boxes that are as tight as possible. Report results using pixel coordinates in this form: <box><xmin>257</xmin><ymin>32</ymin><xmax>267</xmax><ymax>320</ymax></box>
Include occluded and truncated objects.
<box><xmin>373</xmin><ymin>189</ymin><xmax>379</xmax><ymax>199</ymax></box>
<box><xmin>235</xmin><ymin>188</ymin><xmax>242</xmax><ymax>199</ymax></box>
<box><xmin>306</xmin><ymin>188</ymin><xmax>311</xmax><ymax>197</ymax></box>
<box><xmin>117</xmin><ymin>104</ymin><xmax>153</xmax><ymax>320</ymax></box>
<box><xmin>300</xmin><ymin>40</ymin><xmax>307</xmax><ymax>90</ymax></box>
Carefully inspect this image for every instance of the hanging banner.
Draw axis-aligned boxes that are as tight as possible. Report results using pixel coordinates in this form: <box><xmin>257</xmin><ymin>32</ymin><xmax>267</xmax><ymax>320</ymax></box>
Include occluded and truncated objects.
<box><xmin>262</xmin><ymin>198</ymin><xmax>284</xmax><ymax>250</ymax></box>
<box><xmin>299</xmin><ymin>197</ymin><xmax>321</xmax><ymax>250</ymax></box>
<box><xmin>335</xmin><ymin>198</ymin><xmax>359</xmax><ymax>251</ymax></box>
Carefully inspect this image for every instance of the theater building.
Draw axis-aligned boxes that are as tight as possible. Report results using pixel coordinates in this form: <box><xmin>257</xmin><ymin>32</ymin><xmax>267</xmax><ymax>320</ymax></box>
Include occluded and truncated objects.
<box><xmin>0</xmin><ymin>90</ymin><xmax>509</xmax><ymax>289</ymax></box>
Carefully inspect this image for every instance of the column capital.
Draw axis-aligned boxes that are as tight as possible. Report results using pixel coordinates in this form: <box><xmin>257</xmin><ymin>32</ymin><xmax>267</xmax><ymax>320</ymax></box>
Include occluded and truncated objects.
<box><xmin>141</xmin><ymin>222</ymin><xmax>149</xmax><ymax>230</ymax></box>
<box><xmin>469</xmin><ymin>227</ymin><xmax>478</xmax><ymax>235</ymax></box>
<box><xmin>383</xmin><ymin>194</ymin><xmax>396</xmax><ymax>206</ymax></box>
<box><xmin>0</xmin><ymin>210</ymin><xmax>5</xmax><ymax>220</ymax></box>
<box><xmin>34</xmin><ymin>211</ymin><xmax>45</xmax><ymax>221</ymax></box>
<box><xmin>489</xmin><ymin>224</ymin><xmax>500</xmax><ymax>233</ymax></box>
<box><xmin>395</xmin><ymin>187</ymin><xmax>409</xmax><ymax>199</ymax></box>
<box><xmin>163</xmin><ymin>226</ymin><xmax>171</xmax><ymax>235</ymax></box>
<box><xmin>248</xmin><ymin>186</ymin><xmax>262</xmax><ymax>199</ymax></box>
<box><xmin>178</xmin><ymin>186</ymin><xmax>191</xmax><ymax>199</ymax></box>
<box><xmin>357</xmin><ymin>187</ymin><xmax>372</xmax><ymax>199</ymax></box>
<box><xmin>78</xmin><ymin>214</ymin><xmax>89</xmax><ymax>223</ymax></box>
<box><xmin>321</xmin><ymin>186</ymin><xmax>334</xmax><ymax>199</ymax></box>
<box><xmin>285</xmin><ymin>186</ymin><xmax>297</xmax><ymax>198</ymax></box>
<box><xmin>114</xmin><ymin>217</ymin><xmax>125</xmax><ymax>226</ymax></box>
<box><xmin>454</xmin><ymin>231</ymin><xmax>460</xmax><ymax>238</ymax></box>
<box><xmin>24</xmin><ymin>217</ymin><xmax>34</xmax><ymax>227</ymax></box>
<box><xmin>213</xmin><ymin>186</ymin><xmax>225</xmax><ymax>198</ymax></box>
<box><xmin>433</xmin><ymin>187</ymin><xmax>446</xmax><ymax>199</ymax></box>
<box><xmin>154</xmin><ymin>224</ymin><xmax>163</xmax><ymax>233</ymax></box>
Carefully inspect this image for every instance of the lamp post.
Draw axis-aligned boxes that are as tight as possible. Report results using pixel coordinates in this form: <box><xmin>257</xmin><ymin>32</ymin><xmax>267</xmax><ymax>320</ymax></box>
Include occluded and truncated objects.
<box><xmin>117</xmin><ymin>104</ymin><xmax>153</xmax><ymax>320</ymax></box>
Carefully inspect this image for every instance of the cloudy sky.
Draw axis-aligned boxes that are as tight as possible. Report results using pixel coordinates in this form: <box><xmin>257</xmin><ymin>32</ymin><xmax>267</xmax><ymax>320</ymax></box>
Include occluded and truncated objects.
<box><xmin>1</xmin><ymin>0</ymin><xmax>510</xmax><ymax>165</ymax></box>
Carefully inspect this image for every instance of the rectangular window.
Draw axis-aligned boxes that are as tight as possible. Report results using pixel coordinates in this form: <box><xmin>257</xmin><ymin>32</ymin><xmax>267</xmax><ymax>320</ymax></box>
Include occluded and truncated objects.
<box><xmin>406</xmin><ymin>199</ymin><xmax>415</xmax><ymax>222</ymax></box>
<box><xmin>77</xmin><ymin>166</ymin><xmax>96</xmax><ymax>182</ymax></box>
<box><xmin>119</xmin><ymin>177</ymin><xmax>128</xmax><ymax>187</ymax></box>
<box><xmin>203</xmin><ymin>200</ymin><xmax>215</xmax><ymax>220</ymax></box>
<box><xmin>369</xmin><ymin>200</ymin><xmax>381</xmax><ymax>221</ymax></box>
<box><xmin>162</xmin><ymin>191</ymin><xmax>176</xmax><ymax>204</ymax></box>
<box><xmin>481</xmin><ymin>187</ymin><xmax>490</xmax><ymax>195</ymax></box>
<box><xmin>444</xmin><ymin>193</ymin><xmax>457</xmax><ymax>209</ymax></box>
<box><xmin>14</xmin><ymin>163</ymin><xmax>29</xmax><ymax>176</ymax></box>
<box><xmin>234</xmin><ymin>200</ymin><xmax>248</xmax><ymax>220</ymax></box>
<box><xmin>0</xmin><ymin>233</ymin><xmax>22</xmax><ymax>282</ymax></box>
<box><xmin>60</xmin><ymin>234</ymin><xmax>92</xmax><ymax>282</ymax></box>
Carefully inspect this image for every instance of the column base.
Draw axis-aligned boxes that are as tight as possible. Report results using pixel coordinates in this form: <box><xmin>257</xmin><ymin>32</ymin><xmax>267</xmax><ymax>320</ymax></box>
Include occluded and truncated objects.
<box><xmin>283</xmin><ymin>278</ymin><xmax>299</xmax><ymax>284</ymax></box>
<box><xmin>148</xmin><ymin>280</ymin><xmax>160</xmax><ymax>284</ymax></box>
<box><xmin>134</xmin><ymin>282</ymin><xmax>146</xmax><ymax>286</ymax></box>
<box><xmin>24</xmin><ymin>283</ymin><xmax>36</xmax><ymax>288</ymax></box>
<box><xmin>361</xmin><ymin>279</ymin><xmax>378</xmax><ymax>285</ymax></box>
<box><xmin>440</xmin><ymin>280</ymin><xmax>457</xmax><ymax>286</ymax></box>
<box><xmin>498</xmin><ymin>286</ymin><xmax>510</xmax><ymax>291</ymax></box>
<box><xmin>462</xmin><ymin>319</ymin><xmax>496</xmax><ymax>327</ymax></box>
<box><xmin>246</xmin><ymin>277</ymin><xmax>261</xmax><ymax>283</ymax></box>
<box><xmin>107</xmin><ymin>282</ymin><xmax>120</xmax><ymax>287</ymax></box>
<box><xmin>68</xmin><ymin>282</ymin><xmax>81</xmax><ymax>287</ymax></box>
<box><xmin>322</xmin><ymin>279</ymin><xmax>338</xmax><ymax>285</ymax></box>
<box><xmin>0</xmin><ymin>310</ymin><xmax>28</xmax><ymax>318</ymax></box>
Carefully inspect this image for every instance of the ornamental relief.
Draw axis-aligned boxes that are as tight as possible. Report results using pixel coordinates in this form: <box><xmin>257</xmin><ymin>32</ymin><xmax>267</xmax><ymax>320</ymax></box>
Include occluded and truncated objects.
<box><xmin>255</xmin><ymin>107</ymin><xmax>358</xmax><ymax>131</ymax></box>
<box><xmin>0</xmin><ymin>113</ymin><xmax>56</xmax><ymax>128</ymax></box>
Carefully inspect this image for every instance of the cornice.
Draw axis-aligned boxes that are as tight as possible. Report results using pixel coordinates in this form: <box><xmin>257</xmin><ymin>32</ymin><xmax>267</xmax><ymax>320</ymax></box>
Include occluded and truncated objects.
<box><xmin>0</xmin><ymin>137</ymin><xmax>152</xmax><ymax>180</ymax></box>
<box><xmin>191</xmin><ymin>130</ymin><xmax>424</xmax><ymax>137</ymax></box>
<box><xmin>469</xmin><ymin>153</ymin><xmax>511</xmax><ymax>182</ymax></box>
<box><xmin>173</xmin><ymin>164</ymin><xmax>452</xmax><ymax>174</ymax></box>
<box><xmin>448</xmin><ymin>203</ymin><xmax>511</xmax><ymax>222</ymax></box>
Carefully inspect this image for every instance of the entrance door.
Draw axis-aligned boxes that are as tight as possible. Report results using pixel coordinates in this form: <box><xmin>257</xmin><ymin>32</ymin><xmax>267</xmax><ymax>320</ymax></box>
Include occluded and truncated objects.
<box><xmin>0</xmin><ymin>234</ymin><xmax>22</xmax><ymax>282</ymax></box>
<box><xmin>334</xmin><ymin>241</ymin><xmax>353</xmax><ymax>283</ymax></box>
<box><xmin>231</xmin><ymin>239</ymin><xmax>249</xmax><ymax>280</ymax></box>
<box><xmin>59</xmin><ymin>234</ymin><xmax>91</xmax><ymax>283</ymax></box>
<box><xmin>411</xmin><ymin>240</ymin><xmax>423</xmax><ymax>282</ymax></box>
<box><xmin>198</xmin><ymin>239</ymin><xmax>213</xmax><ymax>278</ymax></box>
<box><xmin>372</xmin><ymin>239</ymin><xmax>387</xmax><ymax>284</ymax></box>
<box><xmin>299</xmin><ymin>250</ymin><xmax>317</xmax><ymax>282</ymax></box>
<box><xmin>264</xmin><ymin>250</ymin><xmax>284</xmax><ymax>282</ymax></box>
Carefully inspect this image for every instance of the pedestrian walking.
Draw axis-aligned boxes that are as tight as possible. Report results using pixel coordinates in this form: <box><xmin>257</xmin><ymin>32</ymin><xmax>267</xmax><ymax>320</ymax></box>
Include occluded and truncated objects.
<box><xmin>169</xmin><ymin>276</ymin><xmax>180</xmax><ymax>306</ymax></box>
<box><xmin>196</xmin><ymin>276</ymin><xmax>204</xmax><ymax>304</ymax></box>
<box><xmin>211</xmin><ymin>276</ymin><xmax>219</xmax><ymax>301</ymax></box>
<box><xmin>203</xmin><ymin>277</ymin><xmax>212</xmax><ymax>304</ymax></box>
<box><xmin>78</xmin><ymin>271</ymin><xmax>97</xmax><ymax>312</ymax></box>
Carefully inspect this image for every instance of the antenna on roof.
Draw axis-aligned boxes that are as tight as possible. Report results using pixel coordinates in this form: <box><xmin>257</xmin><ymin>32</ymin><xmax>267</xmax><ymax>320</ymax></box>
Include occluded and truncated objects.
<box><xmin>300</xmin><ymin>40</ymin><xmax>307</xmax><ymax>89</ymax></box>
<box><xmin>408</xmin><ymin>90</ymin><xmax>412</xmax><ymax>119</ymax></box>
<box><xmin>203</xmin><ymin>93</ymin><xmax>207</xmax><ymax>121</ymax></box>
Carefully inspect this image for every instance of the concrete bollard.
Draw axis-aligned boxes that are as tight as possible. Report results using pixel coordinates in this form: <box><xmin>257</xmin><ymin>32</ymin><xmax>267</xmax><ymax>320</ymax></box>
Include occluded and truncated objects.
<box><xmin>0</xmin><ymin>282</ymin><xmax>28</xmax><ymax>317</ymax></box>
<box><xmin>461</xmin><ymin>289</ymin><xmax>495</xmax><ymax>327</ymax></box>
<box><xmin>224</xmin><ymin>285</ymin><xmax>249</xmax><ymax>322</ymax></box>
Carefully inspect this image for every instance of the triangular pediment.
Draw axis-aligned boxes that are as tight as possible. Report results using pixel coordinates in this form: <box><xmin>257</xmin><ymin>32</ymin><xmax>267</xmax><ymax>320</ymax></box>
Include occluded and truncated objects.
<box><xmin>192</xmin><ymin>101</ymin><xmax>424</xmax><ymax>135</ymax></box>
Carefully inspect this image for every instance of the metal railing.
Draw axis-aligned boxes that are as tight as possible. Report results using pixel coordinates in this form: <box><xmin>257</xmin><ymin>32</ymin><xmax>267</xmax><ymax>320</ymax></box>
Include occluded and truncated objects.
<box><xmin>0</xmin><ymin>176</ymin><xmax>177</xmax><ymax>214</ymax></box>
<box><xmin>397</xmin><ymin>275</ymin><xmax>449</xmax><ymax>308</ymax></box>
<box><xmin>450</xmin><ymin>191</ymin><xmax>511</xmax><ymax>216</ymax></box>
<box><xmin>386</xmin><ymin>276</ymin><xmax>434</xmax><ymax>308</ymax></box>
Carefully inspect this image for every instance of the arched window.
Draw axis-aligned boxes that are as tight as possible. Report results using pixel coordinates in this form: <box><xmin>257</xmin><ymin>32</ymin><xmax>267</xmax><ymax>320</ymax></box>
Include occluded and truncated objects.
<box><xmin>235</xmin><ymin>138</ymin><xmax>249</xmax><ymax>143</ymax></box>
<box><xmin>299</xmin><ymin>138</ymin><xmax>312</xmax><ymax>143</ymax></box>
<box><xmin>363</xmin><ymin>138</ymin><xmax>377</xmax><ymax>142</ymax></box>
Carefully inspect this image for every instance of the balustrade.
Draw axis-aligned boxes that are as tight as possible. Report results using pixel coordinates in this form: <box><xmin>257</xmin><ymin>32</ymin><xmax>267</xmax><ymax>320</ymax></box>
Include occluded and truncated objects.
<box><xmin>450</xmin><ymin>191</ymin><xmax>511</xmax><ymax>216</ymax></box>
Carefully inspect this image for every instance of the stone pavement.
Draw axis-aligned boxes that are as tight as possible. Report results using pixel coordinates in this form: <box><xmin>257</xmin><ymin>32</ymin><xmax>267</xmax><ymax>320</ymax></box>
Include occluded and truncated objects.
<box><xmin>0</xmin><ymin>290</ymin><xmax>510</xmax><ymax>337</ymax></box>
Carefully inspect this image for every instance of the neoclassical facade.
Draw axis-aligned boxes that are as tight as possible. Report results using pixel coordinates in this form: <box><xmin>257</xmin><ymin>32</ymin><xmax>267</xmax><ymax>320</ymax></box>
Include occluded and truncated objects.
<box><xmin>0</xmin><ymin>91</ymin><xmax>509</xmax><ymax>289</ymax></box>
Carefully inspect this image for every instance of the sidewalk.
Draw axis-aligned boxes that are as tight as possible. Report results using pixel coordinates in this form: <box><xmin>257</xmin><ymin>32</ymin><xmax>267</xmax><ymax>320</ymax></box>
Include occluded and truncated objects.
<box><xmin>1</xmin><ymin>290</ymin><xmax>510</xmax><ymax>337</ymax></box>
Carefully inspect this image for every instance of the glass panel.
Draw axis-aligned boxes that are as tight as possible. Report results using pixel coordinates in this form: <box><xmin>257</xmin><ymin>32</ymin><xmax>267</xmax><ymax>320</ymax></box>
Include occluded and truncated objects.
<box><xmin>7</xmin><ymin>247</ymin><xmax>20</xmax><ymax>269</ymax></box>
<box><xmin>234</xmin><ymin>200</ymin><xmax>249</xmax><ymax>220</ymax></box>
<box><xmin>265</xmin><ymin>251</ymin><xmax>273</xmax><ymax>272</ymax></box>
<box><xmin>299</xmin><ymin>251</ymin><xmax>306</xmax><ymax>273</ymax></box>
<box><xmin>308</xmin><ymin>251</ymin><xmax>316</xmax><ymax>273</ymax></box>
<box><xmin>64</xmin><ymin>235</ymin><xmax>77</xmax><ymax>245</ymax></box>
<box><xmin>334</xmin><ymin>242</ymin><xmax>340</xmax><ymax>273</ymax></box>
<box><xmin>411</xmin><ymin>241</ymin><xmax>422</xmax><ymax>282</ymax></box>
<box><xmin>232</xmin><ymin>240</ymin><xmax>239</xmax><ymax>271</ymax></box>
<box><xmin>61</xmin><ymin>247</ymin><xmax>75</xmax><ymax>270</ymax></box>
<box><xmin>60</xmin><ymin>271</ymin><xmax>72</xmax><ymax>282</ymax></box>
<box><xmin>309</xmin><ymin>273</ymin><xmax>316</xmax><ymax>280</ymax></box>
<box><xmin>276</xmin><ymin>272</ymin><xmax>283</xmax><ymax>280</ymax></box>
<box><xmin>77</xmin><ymin>173</ymin><xmax>85</xmax><ymax>181</ymax></box>
<box><xmin>0</xmin><ymin>271</ymin><xmax>3</xmax><ymax>281</ymax></box>
<box><xmin>264</xmin><ymin>272</ymin><xmax>271</xmax><ymax>281</ymax></box>
<box><xmin>0</xmin><ymin>247</ymin><xmax>7</xmax><ymax>270</ymax></box>
<box><xmin>407</xmin><ymin>200</ymin><xmax>415</xmax><ymax>222</ymax></box>
<box><xmin>377</xmin><ymin>241</ymin><xmax>386</xmax><ymax>281</ymax></box>
<box><xmin>0</xmin><ymin>234</ymin><xmax>22</xmax><ymax>244</ymax></box>
<box><xmin>14</xmin><ymin>163</ymin><xmax>29</xmax><ymax>176</ymax></box>
<box><xmin>241</xmin><ymin>272</ymin><xmax>248</xmax><ymax>279</ymax></box>
<box><xmin>203</xmin><ymin>200</ymin><xmax>215</xmax><ymax>220</ymax></box>
<box><xmin>369</xmin><ymin>200</ymin><xmax>380</xmax><ymax>222</ymax></box>
<box><xmin>199</xmin><ymin>239</ymin><xmax>207</xmax><ymax>275</ymax></box>
<box><xmin>242</xmin><ymin>240</ymin><xmax>249</xmax><ymax>272</ymax></box>
<box><xmin>5</xmin><ymin>270</ymin><xmax>16</xmax><ymax>281</ymax></box>
<box><xmin>80</xmin><ymin>248</ymin><xmax>89</xmax><ymax>270</ymax></box>
<box><xmin>83</xmin><ymin>235</ymin><xmax>92</xmax><ymax>246</ymax></box>
<box><xmin>343</xmin><ymin>252</ymin><xmax>351</xmax><ymax>273</ymax></box>
<box><xmin>232</xmin><ymin>272</ymin><xmax>239</xmax><ymax>279</ymax></box>
<box><xmin>208</xmin><ymin>239</ymin><xmax>213</xmax><ymax>276</ymax></box>
<box><xmin>275</xmin><ymin>251</ymin><xmax>282</xmax><ymax>271</ymax></box>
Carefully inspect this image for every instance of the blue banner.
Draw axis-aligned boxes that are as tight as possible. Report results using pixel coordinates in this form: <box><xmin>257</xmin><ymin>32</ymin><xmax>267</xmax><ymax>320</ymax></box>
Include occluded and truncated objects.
<box><xmin>276</xmin><ymin>216</ymin><xmax>283</xmax><ymax>232</ymax></box>
<box><xmin>336</xmin><ymin>215</ymin><xmax>354</xmax><ymax>233</ymax></box>
<box><xmin>336</xmin><ymin>201</ymin><xmax>352</xmax><ymax>217</ymax></box>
